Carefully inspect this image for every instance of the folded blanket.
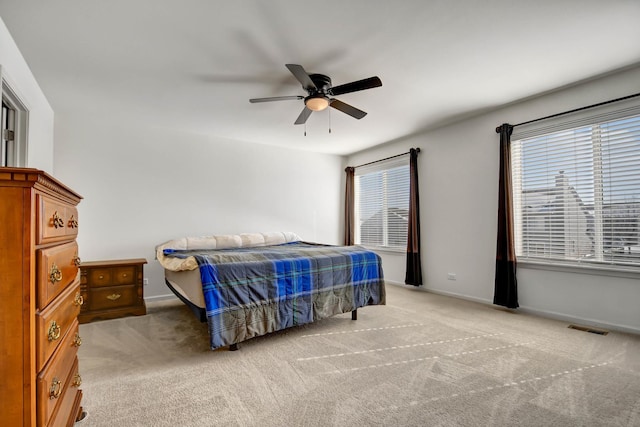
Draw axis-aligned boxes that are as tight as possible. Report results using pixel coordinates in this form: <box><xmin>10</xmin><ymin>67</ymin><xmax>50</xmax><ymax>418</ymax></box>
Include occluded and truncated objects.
<box><xmin>164</xmin><ymin>241</ymin><xmax>385</xmax><ymax>349</ymax></box>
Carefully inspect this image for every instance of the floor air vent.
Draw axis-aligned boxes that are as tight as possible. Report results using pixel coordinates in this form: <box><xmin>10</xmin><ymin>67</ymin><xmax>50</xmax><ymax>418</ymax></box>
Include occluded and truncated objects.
<box><xmin>568</xmin><ymin>324</ymin><xmax>609</xmax><ymax>335</ymax></box>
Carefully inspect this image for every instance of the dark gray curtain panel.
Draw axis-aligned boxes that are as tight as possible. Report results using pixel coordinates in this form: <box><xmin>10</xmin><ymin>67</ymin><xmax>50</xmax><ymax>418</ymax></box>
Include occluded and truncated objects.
<box><xmin>405</xmin><ymin>148</ymin><xmax>422</xmax><ymax>286</ymax></box>
<box><xmin>344</xmin><ymin>167</ymin><xmax>355</xmax><ymax>246</ymax></box>
<box><xmin>494</xmin><ymin>124</ymin><xmax>519</xmax><ymax>308</ymax></box>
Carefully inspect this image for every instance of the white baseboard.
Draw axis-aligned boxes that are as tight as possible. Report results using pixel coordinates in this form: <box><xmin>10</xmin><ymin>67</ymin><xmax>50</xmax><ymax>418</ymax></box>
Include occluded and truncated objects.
<box><xmin>516</xmin><ymin>305</ymin><xmax>640</xmax><ymax>335</ymax></box>
<box><xmin>385</xmin><ymin>281</ymin><xmax>640</xmax><ymax>335</ymax></box>
<box><xmin>386</xmin><ymin>281</ymin><xmax>493</xmax><ymax>305</ymax></box>
<box><xmin>145</xmin><ymin>294</ymin><xmax>179</xmax><ymax>304</ymax></box>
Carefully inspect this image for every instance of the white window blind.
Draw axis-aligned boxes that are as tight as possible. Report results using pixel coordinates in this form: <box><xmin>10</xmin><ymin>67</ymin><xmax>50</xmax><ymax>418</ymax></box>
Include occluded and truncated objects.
<box><xmin>511</xmin><ymin>98</ymin><xmax>640</xmax><ymax>270</ymax></box>
<box><xmin>354</xmin><ymin>155</ymin><xmax>410</xmax><ymax>250</ymax></box>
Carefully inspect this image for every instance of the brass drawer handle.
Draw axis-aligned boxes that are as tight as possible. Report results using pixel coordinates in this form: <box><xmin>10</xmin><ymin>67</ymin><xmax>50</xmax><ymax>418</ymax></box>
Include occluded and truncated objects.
<box><xmin>68</xmin><ymin>214</ymin><xmax>78</xmax><ymax>228</ymax></box>
<box><xmin>73</xmin><ymin>292</ymin><xmax>84</xmax><ymax>307</ymax></box>
<box><xmin>47</xmin><ymin>320</ymin><xmax>61</xmax><ymax>341</ymax></box>
<box><xmin>98</xmin><ymin>275</ymin><xmax>104</xmax><ymax>280</ymax></box>
<box><xmin>51</xmin><ymin>211</ymin><xmax>64</xmax><ymax>229</ymax></box>
<box><xmin>73</xmin><ymin>333</ymin><xmax>82</xmax><ymax>347</ymax></box>
<box><xmin>49</xmin><ymin>264</ymin><xmax>63</xmax><ymax>284</ymax></box>
<box><xmin>122</xmin><ymin>273</ymin><xmax>127</xmax><ymax>278</ymax></box>
<box><xmin>72</xmin><ymin>372</ymin><xmax>82</xmax><ymax>387</ymax></box>
<box><xmin>106</xmin><ymin>293</ymin><xmax>121</xmax><ymax>301</ymax></box>
<box><xmin>49</xmin><ymin>377</ymin><xmax>62</xmax><ymax>399</ymax></box>
<box><xmin>73</xmin><ymin>255</ymin><xmax>82</xmax><ymax>267</ymax></box>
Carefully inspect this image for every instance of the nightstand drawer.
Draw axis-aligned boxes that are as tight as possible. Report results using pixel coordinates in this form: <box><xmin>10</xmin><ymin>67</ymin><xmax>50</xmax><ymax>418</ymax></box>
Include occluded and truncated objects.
<box><xmin>113</xmin><ymin>266</ymin><xmax>136</xmax><ymax>285</ymax></box>
<box><xmin>86</xmin><ymin>266</ymin><xmax>136</xmax><ymax>287</ymax></box>
<box><xmin>89</xmin><ymin>285</ymin><xmax>138</xmax><ymax>311</ymax></box>
<box><xmin>87</xmin><ymin>268</ymin><xmax>112</xmax><ymax>286</ymax></box>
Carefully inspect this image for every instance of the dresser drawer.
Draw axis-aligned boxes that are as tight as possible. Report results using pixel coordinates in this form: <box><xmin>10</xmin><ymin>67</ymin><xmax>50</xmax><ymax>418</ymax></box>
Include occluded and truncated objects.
<box><xmin>36</xmin><ymin>281</ymin><xmax>83</xmax><ymax>371</ymax></box>
<box><xmin>37</xmin><ymin>322</ymin><xmax>80</xmax><ymax>427</ymax></box>
<box><xmin>37</xmin><ymin>195</ymin><xmax>79</xmax><ymax>245</ymax></box>
<box><xmin>46</xmin><ymin>357</ymin><xmax>83</xmax><ymax>427</ymax></box>
<box><xmin>37</xmin><ymin>241</ymin><xmax>81</xmax><ymax>309</ymax></box>
<box><xmin>89</xmin><ymin>285</ymin><xmax>138</xmax><ymax>311</ymax></box>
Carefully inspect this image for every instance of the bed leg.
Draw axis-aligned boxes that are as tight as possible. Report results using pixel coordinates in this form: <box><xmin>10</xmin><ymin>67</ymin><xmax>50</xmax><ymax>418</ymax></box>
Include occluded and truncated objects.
<box><xmin>352</xmin><ymin>309</ymin><xmax>357</xmax><ymax>320</ymax></box>
<box><xmin>229</xmin><ymin>343</ymin><xmax>239</xmax><ymax>351</ymax></box>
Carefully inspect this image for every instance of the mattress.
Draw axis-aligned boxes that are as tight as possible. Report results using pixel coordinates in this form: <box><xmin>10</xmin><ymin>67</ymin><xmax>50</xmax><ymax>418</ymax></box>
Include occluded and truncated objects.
<box><xmin>160</xmin><ymin>240</ymin><xmax>385</xmax><ymax>349</ymax></box>
<box><xmin>165</xmin><ymin>268</ymin><xmax>205</xmax><ymax>308</ymax></box>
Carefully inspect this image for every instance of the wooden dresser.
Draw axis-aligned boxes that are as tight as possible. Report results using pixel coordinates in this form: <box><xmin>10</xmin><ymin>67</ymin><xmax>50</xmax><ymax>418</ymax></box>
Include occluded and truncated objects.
<box><xmin>0</xmin><ymin>167</ymin><xmax>85</xmax><ymax>426</ymax></box>
<box><xmin>79</xmin><ymin>258</ymin><xmax>147</xmax><ymax>323</ymax></box>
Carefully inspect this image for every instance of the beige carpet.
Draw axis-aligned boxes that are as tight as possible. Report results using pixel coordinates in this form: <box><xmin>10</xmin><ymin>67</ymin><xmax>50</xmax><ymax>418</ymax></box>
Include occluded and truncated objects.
<box><xmin>77</xmin><ymin>284</ymin><xmax>640</xmax><ymax>427</ymax></box>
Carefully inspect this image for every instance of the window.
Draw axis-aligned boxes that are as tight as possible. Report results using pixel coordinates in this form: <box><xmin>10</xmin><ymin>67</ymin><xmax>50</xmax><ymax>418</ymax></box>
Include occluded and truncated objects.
<box><xmin>511</xmin><ymin>99</ymin><xmax>640</xmax><ymax>270</ymax></box>
<box><xmin>1</xmin><ymin>66</ymin><xmax>27</xmax><ymax>167</ymax></box>
<box><xmin>354</xmin><ymin>156</ymin><xmax>410</xmax><ymax>250</ymax></box>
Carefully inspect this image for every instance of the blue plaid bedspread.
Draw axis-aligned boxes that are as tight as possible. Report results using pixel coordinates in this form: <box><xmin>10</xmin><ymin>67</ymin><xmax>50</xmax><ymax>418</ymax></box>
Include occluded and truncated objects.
<box><xmin>163</xmin><ymin>242</ymin><xmax>385</xmax><ymax>349</ymax></box>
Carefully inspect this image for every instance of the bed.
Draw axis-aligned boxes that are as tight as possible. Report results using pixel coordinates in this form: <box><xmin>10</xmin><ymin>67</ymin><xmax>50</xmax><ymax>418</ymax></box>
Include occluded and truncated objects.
<box><xmin>156</xmin><ymin>232</ymin><xmax>386</xmax><ymax>350</ymax></box>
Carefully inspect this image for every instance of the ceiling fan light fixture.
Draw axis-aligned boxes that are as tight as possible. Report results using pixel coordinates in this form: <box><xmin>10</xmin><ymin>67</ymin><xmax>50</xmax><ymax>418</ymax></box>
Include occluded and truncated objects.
<box><xmin>305</xmin><ymin>95</ymin><xmax>330</xmax><ymax>111</ymax></box>
<box><xmin>249</xmin><ymin>64</ymin><xmax>381</xmax><ymax>125</ymax></box>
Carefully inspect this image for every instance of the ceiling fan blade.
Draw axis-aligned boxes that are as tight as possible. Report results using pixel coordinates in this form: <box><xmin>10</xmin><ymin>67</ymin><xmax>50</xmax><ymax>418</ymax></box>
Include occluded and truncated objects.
<box><xmin>330</xmin><ymin>99</ymin><xmax>367</xmax><ymax>119</ymax></box>
<box><xmin>250</xmin><ymin>95</ymin><xmax>303</xmax><ymax>103</ymax></box>
<box><xmin>294</xmin><ymin>107</ymin><xmax>313</xmax><ymax>125</ymax></box>
<box><xmin>330</xmin><ymin>76</ymin><xmax>382</xmax><ymax>96</ymax></box>
<box><xmin>286</xmin><ymin>64</ymin><xmax>317</xmax><ymax>92</ymax></box>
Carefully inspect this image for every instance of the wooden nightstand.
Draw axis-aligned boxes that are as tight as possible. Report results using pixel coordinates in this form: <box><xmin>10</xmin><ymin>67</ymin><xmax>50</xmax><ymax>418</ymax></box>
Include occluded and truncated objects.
<box><xmin>79</xmin><ymin>259</ymin><xmax>147</xmax><ymax>323</ymax></box>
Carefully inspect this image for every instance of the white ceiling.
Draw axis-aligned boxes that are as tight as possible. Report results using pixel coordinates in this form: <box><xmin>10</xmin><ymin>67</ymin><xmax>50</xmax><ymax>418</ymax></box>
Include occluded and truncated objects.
<box><xmin>1</xmin><ymin>0</ymin><xmax>639</xmax><ymax>155</ymax></box>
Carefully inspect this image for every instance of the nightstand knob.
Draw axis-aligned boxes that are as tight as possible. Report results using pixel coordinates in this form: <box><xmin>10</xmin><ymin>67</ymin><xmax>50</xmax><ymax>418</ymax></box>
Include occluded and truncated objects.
<box><xmin>49</xmin><ymin>378</ymin><xmax>62</xmax><ymax>399</ymax></box>
<box><xmin>73</xmin><ymin>292</ymin><xmax>84</xmax><ymax>307</ymax></box>
<box><xmin>68</xmin><ymin>215</ymin><xmax>78</xmax><ymax>228</ymax></box>
<box><xmin>47</xmin><ymin>321</ymin><xmax>61</xmax><ymax>341</ymax></box>
<box><xmin>49</xmin><ymin>264</ymin><xmax>63</xmax><ymax>284</ymax></box>
<box><xmin>99</xmin><ymin>275</ymin><xmax>104</xmax><ymax>279</ymax></box>
<box><xmin>73</xmin><ymin>255</ymin><xmax>82</xmax><ymax>266</ymax></box>
<box><xmin>73</xmin><ymin>333</ymin><xmax>82</xmax><ymax>347</ymax></box>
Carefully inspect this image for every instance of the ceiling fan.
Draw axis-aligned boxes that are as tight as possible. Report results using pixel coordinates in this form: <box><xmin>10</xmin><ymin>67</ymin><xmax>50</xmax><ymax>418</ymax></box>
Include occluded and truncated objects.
<box><xmin>249</xmin><ymin>64</ymin><xmax>382</xmax><ymax>125</ymax></box>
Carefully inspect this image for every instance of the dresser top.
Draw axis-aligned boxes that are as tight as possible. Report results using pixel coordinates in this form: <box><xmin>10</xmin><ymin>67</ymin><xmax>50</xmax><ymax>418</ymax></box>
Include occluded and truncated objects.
<box><xmin>0</xmin><ymin>167</ymin><xmax>82</xmax><ymax>202</ymax></box>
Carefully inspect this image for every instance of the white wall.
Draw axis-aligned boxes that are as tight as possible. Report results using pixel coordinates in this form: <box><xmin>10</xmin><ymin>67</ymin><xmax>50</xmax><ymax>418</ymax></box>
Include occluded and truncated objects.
<box><xmin>53</xmin><ymin>115</ymin><xmax>344</xmax><ymax>299</ymax></box>
<box><xmin>0</xmin><ymin>17</ymin><xmax>54</xmax><ymax>172</ymax></box>
<box><xmin>348</xmin><ymin>65</ymin><xmax>640</xmax><ymax>334</ymax></box>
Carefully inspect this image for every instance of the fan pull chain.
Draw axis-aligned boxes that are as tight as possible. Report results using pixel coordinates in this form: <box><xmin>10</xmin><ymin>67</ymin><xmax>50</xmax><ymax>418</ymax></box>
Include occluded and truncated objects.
<box><xmin>304</xmin><ymin>122</ymin><xmax>307</xmax><ymax>137</ymax></box>
<box><xmin>329</xmin><ymin>108</ymin><xmax>332</xmax><ymax>134</ymax></box>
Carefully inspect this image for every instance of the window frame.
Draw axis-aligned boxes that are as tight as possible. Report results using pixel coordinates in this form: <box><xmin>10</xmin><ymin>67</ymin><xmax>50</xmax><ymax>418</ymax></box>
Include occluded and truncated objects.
<box><xmin>510</xmin><ymin>97</ymin><xmax>640</xmax><ymax>276</ymax></box>
<box><xmin>1</xmin><ymin>65</ymin><xmax>28</xmax><ymax>168</ymax></box>
<box><xmin>354</xmin><ymin>155</ymin><xmax>410</xmax><ymax>252</ymax></box>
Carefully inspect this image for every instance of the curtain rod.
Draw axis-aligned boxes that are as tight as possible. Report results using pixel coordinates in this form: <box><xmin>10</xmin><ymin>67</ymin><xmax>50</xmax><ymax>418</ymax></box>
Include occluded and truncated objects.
<box><xmin>352</xmin><ymin>148</ymin><xmax>420</xmax><ymax>169</ymax></box>
<box><xmin>510</xmin><ymin>92</ymin><xmax>640</xmax><ymax>129</ymax></box>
